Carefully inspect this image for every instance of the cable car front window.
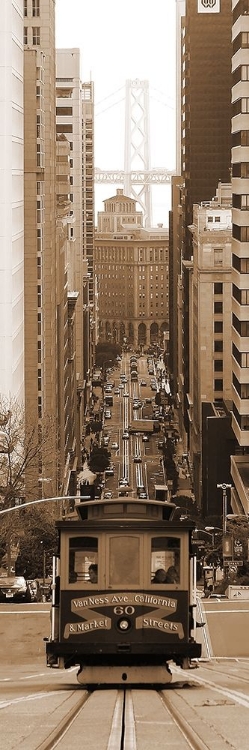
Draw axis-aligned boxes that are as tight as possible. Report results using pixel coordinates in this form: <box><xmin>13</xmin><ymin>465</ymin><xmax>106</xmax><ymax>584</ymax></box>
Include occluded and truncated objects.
<box><xmin>151</xmin><ymin>537</ymin><xmax>180</xmax><ymax>584</ymax></box>
<box><xmin>109</xmin><ymin>536</ymin><xmax>140</xmax><ymax>586</ymax></box>
<box><xmin>69</xmin><ymin>536</ymin><xmax>98</xmax><ymax>584</ymax></box>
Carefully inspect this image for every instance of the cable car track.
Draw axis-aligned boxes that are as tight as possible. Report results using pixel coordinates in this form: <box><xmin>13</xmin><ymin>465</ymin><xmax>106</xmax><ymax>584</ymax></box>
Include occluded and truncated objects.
<box><xmin>34</xmin><ymin>682</ymin><xmax>249</xmax><ymax>750</ymax></box>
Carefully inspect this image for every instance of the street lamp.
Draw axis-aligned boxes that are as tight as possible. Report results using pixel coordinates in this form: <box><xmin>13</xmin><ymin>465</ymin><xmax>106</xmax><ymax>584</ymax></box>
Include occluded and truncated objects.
<box><xmin>217</xmin><ymin>483</ymin><xmax>232</xmax><ymax>536</ymax></box>
<box><xmin>40</xmin><ymin>540</ymin><xmax>46</xmax><ymax>587</ymax></box>
<box><xmin>205</xmin><ymin>526</ymin><xmax>223</xmax><ymax>546</ymax></box>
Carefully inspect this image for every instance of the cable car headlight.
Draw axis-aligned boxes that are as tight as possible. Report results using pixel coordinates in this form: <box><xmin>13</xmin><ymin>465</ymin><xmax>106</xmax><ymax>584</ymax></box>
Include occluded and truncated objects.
<box><xmin>118</xmin><ymin>618</ymin><xmax>131</xmax><ymax>631</ymax></box>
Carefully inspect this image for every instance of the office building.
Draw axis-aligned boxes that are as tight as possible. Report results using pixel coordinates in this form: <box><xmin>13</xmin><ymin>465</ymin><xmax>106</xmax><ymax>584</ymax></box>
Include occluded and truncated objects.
<box><xmin>0</xmin><ymin>1</ymin><xmax>24</xmax><ymax>403</ymax></box>
<box><xmin>231</xmin><ymin>0</ymin><xmax>249</xmax><ymax>516</ymax></box>
<box><xmin>176</xmin><ymin>0</ymin><xmax>233</xmax><ymax>453</ymax></box>
<box><xmin>94</xmin><ymin>190</ymin><xmax>169</xmax><ymax>348</ymax></box>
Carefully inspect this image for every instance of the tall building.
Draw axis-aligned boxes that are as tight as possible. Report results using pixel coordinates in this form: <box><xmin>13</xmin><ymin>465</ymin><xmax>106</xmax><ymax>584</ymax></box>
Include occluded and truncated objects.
<box><xmin>181</xmin><ymin>0</ymin><xmax>232</xmax><ymax>254</ymax></box>
<box><xmin>24</xmin><ymin>0</ymin><xmax>79</xmax><ymax>496</ymax></box>
<box><xmin>0</xmin><ymin>1</ymin><xmax>24</xmax><ymax>402</ymax></box>
<box><xmin>94</xmin><ymin>190</ymin><xmax>169</xmax><ymax>348</ymax></box>
<box><xmin>81</xmin><ymin>82</ymin><xmax>95</xmax><ymax>395</ymax></box>
<box><xmin>56</xmin><ymin>49</ymin><xmax>85</xmax><ymax>457</ymax></box>
<box><xmin>231</xmin><ymin>0</ymin><xmax>249</xmax><ymax>516</ymax></box>
<box><xmin>177</xmin><ymin>0</ymin><xmax>233</xmax><ymax>446</ymax></box>
<box><xmin>188</xmin><ymin>183</ymin><xmax>233</xmax><ymax>504</ymax></box>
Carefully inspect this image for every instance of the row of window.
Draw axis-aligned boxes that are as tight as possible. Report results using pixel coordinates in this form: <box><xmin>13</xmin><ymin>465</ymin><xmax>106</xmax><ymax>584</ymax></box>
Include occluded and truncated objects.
<box><xmin>24</xmin><ymin>0</ymin><xmax>40</xmax><ymax>16</ymax></box>
<box><xmin>68</xmin><ymin>535</ymin><xmax>181</xmax><ymax>587</ymax></box>
<box><xmin>24</xmin><ymin>27</ymin><xmax>40</xmax><ymax>45</ymax></box>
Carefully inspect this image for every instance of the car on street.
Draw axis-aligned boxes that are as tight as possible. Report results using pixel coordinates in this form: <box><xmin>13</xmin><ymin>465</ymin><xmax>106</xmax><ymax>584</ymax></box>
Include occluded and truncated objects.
<box><xmin>105</xmin><ymin>466</ymin><xmax>114</xmax><ymax>476</ymax></box>
<box><xmin>140</xmin><ymin>379</ymin><xmax>147</xmax><ymax>386</ymax></box>
<box><xmin>133</xmin><ymin>455</ymin><xmax>142</xmax><ymax>463</ymax></box>
<box><xmin>122</xmin><ymin>431</ymin><xmax>129</xmax><ymax>439</ymax></box>
<box><xmin>124</xmin><ymin>391</ymin><xmax>129</xmax><ymax>397</ymax></box>
<box><xmin>142</xmin><ymin>434</ymin><xmax>149</xmax><ymax>442</ymax></box>
<box><xmin>114</xmin><ymin>388</ymin><xmax>119</xmax><ymax>395</ymax></box>
<box><xmin>119</xmin><ymin>478</ymin><xmax>129</xmax><ymax>486</ymax></box>
<box><xmin>104</xmin><ymin>491</ymin><xmax>113</xmax><ymax>499</ymax></box>
<box><xmin>104</xmin><ymin>410</ymin><xmax>112</xmax><ymax>419</ymax></box>
<box><xmin>111</xmin><ymin>441</ymin><xmax>119</xmax><ymax>450</ymax></box>
<box><xmin>0</xmin><ymin>575</ymin><xmax>31</xmax><ymax>603</ymax></box>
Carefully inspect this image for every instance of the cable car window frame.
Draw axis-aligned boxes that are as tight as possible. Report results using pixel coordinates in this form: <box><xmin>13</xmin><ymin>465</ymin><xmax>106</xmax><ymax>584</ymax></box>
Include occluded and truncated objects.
<box><xmin>63</xmin><ymin>534</ymin><xmax>101</xmax><ymax>587</ymax></box>
<box><xmin>106</xmin><ymin>533</ymin><xmax>143</xmax><ymax>589</ymax></box>
<box><xmin>149</xmin><ymin>533</ymin><xmax>188</xmax><ymax>589</ymax></box>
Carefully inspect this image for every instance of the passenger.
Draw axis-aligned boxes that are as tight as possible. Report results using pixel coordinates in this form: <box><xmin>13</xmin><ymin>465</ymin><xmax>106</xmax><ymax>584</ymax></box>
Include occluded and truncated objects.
<box><xmin>165</xmin><ymin>565</ymin><xmax>179</xmax><ymax>583</ymax></box>
<box><xmin>152</xmin><ymin>568</ymin><xmax>167</xmax><ymax>583</ymax></box>
<box><xmin>89</xmin><ymin>563</ymin><xmax>98</xmax><ymax>583</ymax></box>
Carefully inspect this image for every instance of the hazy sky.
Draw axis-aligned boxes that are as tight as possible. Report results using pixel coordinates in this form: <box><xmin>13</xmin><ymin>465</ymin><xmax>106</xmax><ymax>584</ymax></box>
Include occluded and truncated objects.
<box><xmin>55</xmin><ymin>0</ymin><xmax>177</xmax><ymax>225</ymax></box>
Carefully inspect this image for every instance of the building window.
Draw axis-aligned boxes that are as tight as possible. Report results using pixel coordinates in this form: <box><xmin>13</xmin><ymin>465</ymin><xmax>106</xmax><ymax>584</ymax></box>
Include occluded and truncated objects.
<box><xmin>214</xmin><ymin>360</ymin><xmax>223</xmax><ymax>372</ymax></box>
<box><xmin>32</xmin><ymin>0</ymin><xmax>40</xmax><ymax>16</ymax></box>
<box><xmin>214</xmin><ymin>301</ymin><xmax>223</xmax><ymax>314</ymax></box>
<box><xmin>241</xmin><ymin>384</ymin><xmax>249</xmax><ymax>399</ymax></box>
<box><xmin>214</xmin><ymin>249</ymin><xmax>223</xmax><ymax>266</ymax></box>
<box><xmin>56</xmin><ymin>106</ymin><xmax>73</xmax><ymax>117</ymax></box>
<box><xmin>241</xmin><ymin>31</ymin><xmax>249</xmax><ymax>48</ymax></box>
<box><xmin>32</xmin><ymin>27</ymin><xmax>40</xmax><ymax>45</ymax></box>
<box><xmin>24</xmin><ymin>27</ymin><xmax>28</xmax><ymax>44</ymax></box>
<box><xmin>214</xmin><ymin>283</ymin><xmax>223</xmax><ymax>294</ymax></box>
<box><xmin>241</xmin><ymin>289</ymin><xmax>249</xmax><ymax>304</ymax></box>
<box><xmin>214</xmin><ymin>340</ymin><xmax>223</xmax><ymax>352</ymax></box>
<box><xmin>214</xmin><ymin>321</ymin><xmax>223</xmax><ymax>333</ymax></box>
<box><xmin>24</xmin><ymin>0</ymin><xmax>28</xmax><ymax>17</ymax></box>
<box><xmin>214</xmin><ymin>379</ymin><xmax>223</xmax><ymax>391</ymax></box>
<box><xmin>56</xmin><ymin>124</ymin><xmax>73</xmax><ymax>133</ymax></box>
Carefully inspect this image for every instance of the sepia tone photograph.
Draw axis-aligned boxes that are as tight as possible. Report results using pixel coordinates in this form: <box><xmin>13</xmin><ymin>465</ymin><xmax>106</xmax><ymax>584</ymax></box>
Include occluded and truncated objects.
<box><xmin>1</xmin><ymin>1</ymin><xmax>249</xmax><ymax>748</ymax></box>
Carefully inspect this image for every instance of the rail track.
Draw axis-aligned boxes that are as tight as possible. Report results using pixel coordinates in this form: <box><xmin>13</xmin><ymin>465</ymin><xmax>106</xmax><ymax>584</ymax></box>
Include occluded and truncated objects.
<box><xmin>2</xmin><ymin>665</ymin><xmax>249</xmax><ymax>749</ymax></box>
<box><xmin>36</xmin><ymin>682</ymin><xmax>249</xmax><ymax>750</ymax></box>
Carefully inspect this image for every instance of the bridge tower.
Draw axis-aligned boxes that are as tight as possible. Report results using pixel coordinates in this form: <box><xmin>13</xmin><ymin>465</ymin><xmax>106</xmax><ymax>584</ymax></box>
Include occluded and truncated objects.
<box><xmin>124</xmin><ymin>79</ymin><xmax>152</xmax><ymax>227</ymax></box>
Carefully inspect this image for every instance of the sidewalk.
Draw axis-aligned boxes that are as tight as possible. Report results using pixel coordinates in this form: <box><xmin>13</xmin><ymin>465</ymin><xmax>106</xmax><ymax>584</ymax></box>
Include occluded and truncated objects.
<box><xmin>166</xmin><ymin>408</ymin><xmax>194</xmax><ymax>500</ymax></box>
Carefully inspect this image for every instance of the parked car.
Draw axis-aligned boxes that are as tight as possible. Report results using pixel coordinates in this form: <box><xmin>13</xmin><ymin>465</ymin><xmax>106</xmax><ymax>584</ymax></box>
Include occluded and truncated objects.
<box><xmin>142</xmin><ymin>434</ymin><xmax>149</xmax><ymax>442</ymax></box>
<box><xmin>122</xmin><ymin>431</ymin><xmax>129</xmax><ymax>440</ymax></box>
<box><xmin>0</xmin><ymin>575</ymin><xmax>31</xmax><ymax>603</ymax></box>
<box><xmin>105</xmin><ymin>466</ymin><xmax>114</xmax><ymax>476</ymax></box>
<box><xmin>111</xmin><ymin>442</ymin><xmax>119</xmax><ymax>450</ymax></box>
<box><xmin>104</xmin><ymin>491</ymin><xmax>113</xmax><ymax>499</ymax></box>
<box><xmin>104</xmin><ymin>410</ymin><xmax>112</xmax><ymax>419</ymax></box>
<box><xmin>119</xmin><ymin>478</ymin><xmax>129</xmax><ymax>486</ymax></box>
<box><xmin>133</xmin><ymin>455</ymin><xmax>142</xmax><ymax>463</ymax></box>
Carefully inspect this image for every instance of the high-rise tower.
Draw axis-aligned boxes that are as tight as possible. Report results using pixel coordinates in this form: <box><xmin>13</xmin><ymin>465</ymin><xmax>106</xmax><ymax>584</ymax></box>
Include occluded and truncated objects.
<box><xmin>179</xmin><ymin>0</ymin><xmax>233</xmax><ymax>436</ymax></box>
<box><xmin>230</xmin><ymin>0</ymin><xmax>249</xmax><ymax>515</ymax></box>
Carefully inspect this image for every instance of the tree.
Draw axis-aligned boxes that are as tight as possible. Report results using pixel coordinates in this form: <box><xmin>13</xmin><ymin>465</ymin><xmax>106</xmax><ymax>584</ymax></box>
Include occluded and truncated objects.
<box><xmin>0</xmin><ymin>396</ymin><xmax>57</xmax><ymax>510</ymax></box>
<box><xmin>14</xmin><ymin>506</ymin><xmax>58</xmax><ymax>579</ymax></box>
<box><xmin>88</xmin><ymin>446</ymin><xmax>111</xmax><ymax>474</ymax></box>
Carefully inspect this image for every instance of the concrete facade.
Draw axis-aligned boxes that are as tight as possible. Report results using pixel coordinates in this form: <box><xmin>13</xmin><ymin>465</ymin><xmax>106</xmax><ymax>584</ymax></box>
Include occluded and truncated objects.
<box><xmin>94</xmin><ymin>190</ymin><xmax>169</xmax><ymax>348</ymax></box>
<box><xmin>187</xmin><ymin>185</ymin><xmax>233</xmax><ymax>503</ymax></box>
<box><xmin>0</xmin><ymin>0</ymin><xmax>24</xmax><ymax>403</ymax></box>
<box><xmin>231</xmin><ymin>0</ymin><xmax>249</xmax><ymax>515</ymax></box>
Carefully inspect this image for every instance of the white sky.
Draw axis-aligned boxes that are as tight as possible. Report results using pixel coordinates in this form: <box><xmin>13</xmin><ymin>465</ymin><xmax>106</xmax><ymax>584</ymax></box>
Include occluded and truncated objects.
<box><xmin>55</xmin><ymin>0</ymin><xmax>177</xmax><ymax>226</ymax></box>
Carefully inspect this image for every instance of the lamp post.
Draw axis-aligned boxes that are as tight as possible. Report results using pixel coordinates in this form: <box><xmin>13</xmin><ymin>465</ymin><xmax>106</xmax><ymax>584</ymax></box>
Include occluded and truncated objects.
<box><xmin>205</xmin><ymin>526</ymin><xmax>223</xmax><ymax>546</ymax></box>
<box><xmin>40</xmin><ymin>540</ymin><xmax>46</xmax><ymax>587</ymax></box>
<box><xmin>217</xmin><ymin>483</ymin><xmax>232</xmax><ymax>536</ymax></box>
